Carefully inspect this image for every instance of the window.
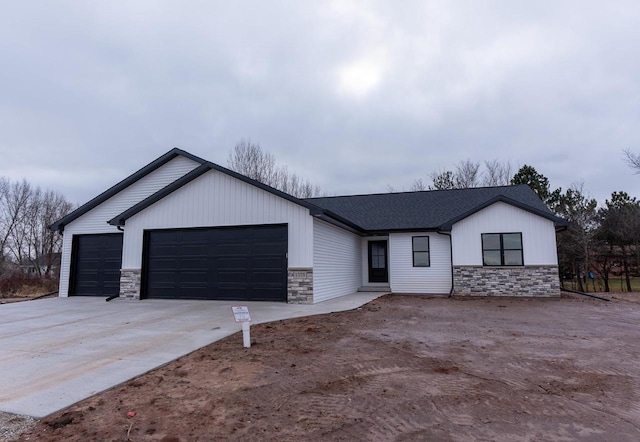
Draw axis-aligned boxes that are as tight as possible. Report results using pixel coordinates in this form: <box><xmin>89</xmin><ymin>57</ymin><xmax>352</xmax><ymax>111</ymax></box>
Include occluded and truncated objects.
<box><xmin>482</xmin><ymin>233</ymin><xmax>523</xmax><ymax>266</ymax></box>
<box><xmin>412</xmin><ymin>236</ymin><xmax>430</xmax><ymax>267</ymax></box>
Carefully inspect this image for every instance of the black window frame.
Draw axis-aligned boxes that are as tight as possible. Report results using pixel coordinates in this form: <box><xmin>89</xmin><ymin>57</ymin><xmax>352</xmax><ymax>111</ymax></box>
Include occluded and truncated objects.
<box><xmin>412</xmin><ymin>236</ymin><xmax>430</xmax><ymax>267</ymax></box>
<box><xmin>481</xmin><ymin>232</ymin><xmax>524</xmax><ymax>266</ymax></box>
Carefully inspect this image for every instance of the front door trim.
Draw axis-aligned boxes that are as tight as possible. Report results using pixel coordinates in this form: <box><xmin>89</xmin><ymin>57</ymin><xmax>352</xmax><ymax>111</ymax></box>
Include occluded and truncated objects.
<box><xmin>368</xmin><ymin>240</ymin><xmax>389</xmax><ymax>283</ymax></box>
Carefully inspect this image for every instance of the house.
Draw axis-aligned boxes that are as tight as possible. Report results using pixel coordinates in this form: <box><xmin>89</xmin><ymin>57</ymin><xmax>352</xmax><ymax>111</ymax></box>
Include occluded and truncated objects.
<box><xmin>50</xmin><ymin>148</ymin><xmax>567</xmax><ymax>303</ymax></box>
<box><xmin>18</xmin><ymin>253</ymin><xmax>61</xmax><ymax>277</ymax></box>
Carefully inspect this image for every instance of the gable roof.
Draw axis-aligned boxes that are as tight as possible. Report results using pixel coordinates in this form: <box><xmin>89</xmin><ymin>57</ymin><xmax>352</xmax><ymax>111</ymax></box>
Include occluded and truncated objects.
<box><xmin>51</xmin><ymin>147</ymin><xmax>567</xmax><ymax>235</ymax></box>
<box><xmin>306</xmin><ymin>185</ymin><xmax>567</xmax><ymax>232</ymax></box>
<box><xmin>107</xmin><ymin>161</ymin><xmax>327</xmax><ymax>227</ymax></box>
<box><xmin>50</xmin><ymin>148</ymin><xmax>207</xmax><ymax>232</ymax></box>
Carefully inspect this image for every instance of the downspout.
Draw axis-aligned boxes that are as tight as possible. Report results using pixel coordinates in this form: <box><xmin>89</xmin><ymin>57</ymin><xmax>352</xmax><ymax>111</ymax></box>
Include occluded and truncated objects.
<box><xmin>111</xmin><ymin>222</ymin><xmax>124</xmax><ymax>300</ymax></box>
<box><xmin>438</xmin><ymin>231</ymin><xmax>455</xmax><ymax>297</ymax></box>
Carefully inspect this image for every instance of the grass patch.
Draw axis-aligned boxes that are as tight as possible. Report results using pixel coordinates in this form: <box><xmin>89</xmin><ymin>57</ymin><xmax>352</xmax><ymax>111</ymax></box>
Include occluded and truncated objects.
<box><xmin>563</xmin><ymin>276</ymin><xmax>640</xmax><ymax>293</ymax></box>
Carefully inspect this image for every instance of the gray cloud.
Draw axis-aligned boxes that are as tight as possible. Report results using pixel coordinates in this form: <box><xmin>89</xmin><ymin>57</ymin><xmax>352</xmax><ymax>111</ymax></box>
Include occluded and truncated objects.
<box><xmin>1</xmin><ymin>1</ymin><xmax>638</xmax><ymax>205</ymax></box>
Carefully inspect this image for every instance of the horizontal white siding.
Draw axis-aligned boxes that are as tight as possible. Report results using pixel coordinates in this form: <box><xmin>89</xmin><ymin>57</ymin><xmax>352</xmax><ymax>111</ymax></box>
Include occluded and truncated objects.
<box><xmin>389</xmin><ymin>232</ymin><xmax>452</xmax><ymax>294</ymax></box>
<box><xmin>58</xmin><ymin>156</ymin><xmax>200</xmax><ymax>296</ymax></box>
<box><xmin>451</xmin><ymin>202</ymin><xmax>558</xmax><ymax>266</ymax></box>
<box><xmin>122</xmin><ymin>170</ymin><xmax>313</xmax><ymax>269</ymax></box>
<box><xmin>313</xmin><ymin>219</ymin><xmax>362</xmax><ymax>303</ymax></box>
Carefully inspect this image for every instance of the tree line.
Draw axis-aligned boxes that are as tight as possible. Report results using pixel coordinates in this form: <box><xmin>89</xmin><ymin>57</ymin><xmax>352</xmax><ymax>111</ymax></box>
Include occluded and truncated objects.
<box><xmin>0</xmin><ymin>178</ymin><xmax>73</xmax><ymax>280</ymax></box>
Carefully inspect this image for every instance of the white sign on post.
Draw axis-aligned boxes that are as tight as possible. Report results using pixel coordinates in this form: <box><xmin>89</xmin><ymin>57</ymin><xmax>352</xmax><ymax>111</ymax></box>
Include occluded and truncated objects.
<box><xmin>231</xmin><ymin>306</ymin><xmax>252</xmax><ymax>348</ymax></box>
<box><xmin>231</xmin><ymin>306</ymin><xmax>251</xmax><ymax>323</ymax></box>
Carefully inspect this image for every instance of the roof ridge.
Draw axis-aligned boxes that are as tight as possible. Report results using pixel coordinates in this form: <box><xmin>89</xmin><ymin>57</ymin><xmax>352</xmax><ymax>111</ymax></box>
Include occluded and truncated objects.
<box><xmin>305</xmin><ymin>184</ymin><xmax>527</xmax><ymax>200</ymax></box>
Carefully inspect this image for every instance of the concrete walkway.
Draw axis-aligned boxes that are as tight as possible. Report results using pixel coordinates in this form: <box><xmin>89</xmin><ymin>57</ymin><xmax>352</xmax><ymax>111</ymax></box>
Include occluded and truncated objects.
<box><xmin>0</xmin><ymin>293</ymin><xmax>383</xmax><ymax>418</ymax></box>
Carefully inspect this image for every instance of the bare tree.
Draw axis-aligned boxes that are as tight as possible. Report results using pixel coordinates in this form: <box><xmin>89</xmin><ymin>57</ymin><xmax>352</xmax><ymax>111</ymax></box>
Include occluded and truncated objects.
<box><xmin>227</xmin><ymin>140</ymin><xmax>321</xmax><ymax>198</ymax></box>
<box><xmin>0</xmin><ymin>179</ymin><xmax>72</xmax><ymax>281</ymax></box>
<box><xmin>410</xmin><ymin>178</ymin><xmax>428</xmax><ymax>192</ymax></box>
<box><xmin>417</xmin><ymin>159</ymin><xmax>512</xmax><ymax>191</ymax></box>
<box><xmin>24</xmin><ymin>189</ymin><xmax>73</xmax><ymax>277</ymax></box>
<box><xmin>454</xmin><ymin>160</ymin><xmax>481</xmax><ymax>188</ymax></box>
<box><xmin>483</xmin><ymin>159</ymin><xmax>512</xmax><ymax>186</ymax></box>
<box><xmin>227</xmin><ymin>140</ymin><xmax>279</xmax><ymax>185</ymax></box>
<box><xmin>624</xmin><ymin>149</ymin><xmax>640</xmax><ymax>174</ymax></box>
<box><xmin>1</xmin><ymin>179</ymin><xmax>33</xmax><ymax>267</ymax></box>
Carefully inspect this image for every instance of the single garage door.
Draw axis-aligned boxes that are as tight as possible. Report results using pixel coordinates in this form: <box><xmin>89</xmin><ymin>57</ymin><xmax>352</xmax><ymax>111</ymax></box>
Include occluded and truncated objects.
<box><xmin>71</xmin><ymin>233</ymin><xmax>123</xmax><ymax>296</ymax></box>
<box><xmin>143</xmin><ymin>224</ymin><xmax>288</xmax><ymax>301</ymax></box>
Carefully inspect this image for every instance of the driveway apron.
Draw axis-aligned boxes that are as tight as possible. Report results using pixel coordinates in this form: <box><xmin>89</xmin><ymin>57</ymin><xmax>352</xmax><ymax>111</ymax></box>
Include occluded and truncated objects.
<box><xmin>0</xmin><ymin>293</ymin><xmax>382</xmax><ymax>417</ymax></box>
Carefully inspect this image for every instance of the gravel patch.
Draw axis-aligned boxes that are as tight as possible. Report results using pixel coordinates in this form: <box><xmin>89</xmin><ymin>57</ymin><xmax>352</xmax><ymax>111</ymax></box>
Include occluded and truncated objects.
<box><xmin>0</xmin><ymin>412</ymin><xmax>37</xmax><ymax>442</ymax></box>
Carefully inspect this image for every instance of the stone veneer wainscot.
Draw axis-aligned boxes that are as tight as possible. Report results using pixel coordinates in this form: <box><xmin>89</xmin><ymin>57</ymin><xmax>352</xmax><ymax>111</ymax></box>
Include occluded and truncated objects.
<box><xmin>120</xmin><ymin>269</ymin><xmax>141</xmax><ymax>300</ymax></box>
<box><xmin>119</xmin><ymin>268</ymin><xmax>312</xmax><ymax>302</ymax></box>
<box><xmin>288</xmin><ymin>268</ymin><xmax>313</xmax><ymax>304</ymax></box>
<box><xmin>453</xmin><ymin>265</ymin><xmax>560</xmax><ymax>297</ymax></box>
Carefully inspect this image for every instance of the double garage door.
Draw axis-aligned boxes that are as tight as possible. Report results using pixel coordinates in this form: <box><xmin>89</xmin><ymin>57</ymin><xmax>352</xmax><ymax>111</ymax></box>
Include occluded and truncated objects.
<box><xmin>71</xmin><ymin>225</ymin><xmax>287</xmax><ymax>302</ymax></box>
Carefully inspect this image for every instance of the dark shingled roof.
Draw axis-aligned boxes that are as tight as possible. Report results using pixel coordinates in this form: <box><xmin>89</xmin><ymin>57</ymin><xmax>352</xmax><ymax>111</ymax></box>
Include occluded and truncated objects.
<box><xmin>305</xmin><ymin>185</ymin><xmax>567</xmax><ymax>232</ymax></box>
<box><xmin>50</xmin><ymin>146</ymin><xmax>567</xmax><ymax>235</ymax></box>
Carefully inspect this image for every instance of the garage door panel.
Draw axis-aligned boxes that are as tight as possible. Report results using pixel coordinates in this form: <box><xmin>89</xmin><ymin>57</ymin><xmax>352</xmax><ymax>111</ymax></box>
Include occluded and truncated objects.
<box><xmin>217</xmin><ymin>244</ymin><xmax>250</xmax><ymax>255</ymax></box>
<box><xmin>217</xmin><ymin>257</ymin><xmax>249</xmax><ymax>269</ymax></box>
<box><xmin>180</xmin><ymin>244</ymin><xmax>208</xmax><ymax>255</ymax></box>
<box><xmin>72</xmin><ymin>233</ymin><xmax>123</xmax><ymax>296</ymax></box>
<box><xmin>252</xmin><ymin>256</ymin><xmax>283</xmax><ymax>267</ymax></box>
<box><xmin>179</xmin><ymin>258</ymin><xmax>208</xmax><ymax>269</ymax></box>
<box><xmin>252</xmin><ymin>272</ymin><xmax>284</xmax><ymax>284</ymax></box>
<box><xmin>217</xmin><ymin>271</ymin><xmax>249</xmax><ymax>283</ymax></box>
<box><xmin>144</xmin><ymin>225</ymin><xmax>287</xmax><ymax>301</ymax></box>
<box><xmin>179</xmin><ymin>271</ymin><xmax>209</xmax><ymax>284</ymax></box>
<box><xmin>151</xmin><ymin>272</ymin><xmax>177</xmax><ymax>284</ymax></box>
<box><xmin>149</xmin><ymin>258</ymin><xmax>180</xmax><ymax>270</ymax></box>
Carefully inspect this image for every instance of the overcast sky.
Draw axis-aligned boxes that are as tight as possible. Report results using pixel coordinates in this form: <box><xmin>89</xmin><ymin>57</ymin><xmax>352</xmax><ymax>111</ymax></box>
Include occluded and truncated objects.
<box><xmin>1</xmin><ymin>1</ymin><xmax>639</xmax><ymax>206</ymax></box>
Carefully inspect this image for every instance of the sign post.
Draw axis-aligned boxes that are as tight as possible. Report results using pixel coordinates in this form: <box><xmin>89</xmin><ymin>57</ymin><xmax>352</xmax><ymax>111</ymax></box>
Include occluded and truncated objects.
<box><xmin>231</xmin><ymin>306</ymin><xmax>252</xmax><ymax>348</ymax></box>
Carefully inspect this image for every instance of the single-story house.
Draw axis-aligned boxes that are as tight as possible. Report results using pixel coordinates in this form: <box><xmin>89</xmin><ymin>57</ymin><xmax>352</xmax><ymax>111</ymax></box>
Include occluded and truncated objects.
<box><xmin>50</xmin><ymin>148</ymin><xmax>567</xmax><ymax>303</ymax></box>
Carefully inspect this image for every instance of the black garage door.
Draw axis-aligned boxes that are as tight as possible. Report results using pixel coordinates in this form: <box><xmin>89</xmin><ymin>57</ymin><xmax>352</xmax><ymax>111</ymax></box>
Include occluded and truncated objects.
<box><xmin>71</xmin><ymin>233</ymin><xmax>123</xmax><ymax>296</ymax></box>
<box><xmin>143</xmin><ymin>224</ymin><xmax>287</xmax><ymax>301</ymax></box>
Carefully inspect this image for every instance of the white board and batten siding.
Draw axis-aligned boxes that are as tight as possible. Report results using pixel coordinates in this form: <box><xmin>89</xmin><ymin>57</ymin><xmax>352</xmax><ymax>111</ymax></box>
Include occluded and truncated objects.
<box><xmin>312</xmin><ymin>219</ymin><xmax>362</xmax><ymax>303</ymax></box>
<box><xmin>451</xmin><ymin>201</ymin><xmax>558</xmax><ymax>266</ymax></box>
<box><xmin>389</xmin><ymin>232</ymin><xmax>452</xmax><ymax>294</ymax></box>
<box><xmin>58</xmin><ymin>156</ymin><xmax>201</xmax><ymax>296</ymax></box>
<box><xmin>122</xmin><ymin>170</ymin><xmax>314</xmax><ymax>269</ymax></box>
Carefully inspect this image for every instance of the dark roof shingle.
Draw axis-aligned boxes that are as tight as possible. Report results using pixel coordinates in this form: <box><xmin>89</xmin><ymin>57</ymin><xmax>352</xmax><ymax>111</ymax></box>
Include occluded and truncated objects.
<box><xmin>305</xmin><ymin>185</ymin><xmax>565</xmax><ymax>231</ymax></box>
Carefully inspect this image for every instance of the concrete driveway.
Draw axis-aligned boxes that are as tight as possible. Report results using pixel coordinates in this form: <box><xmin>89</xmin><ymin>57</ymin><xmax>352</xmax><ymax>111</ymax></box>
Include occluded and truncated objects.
<box><xmin>0</xmin><ymin>293</ymin><xmax>382</xmax><ymax>418</ymax></box>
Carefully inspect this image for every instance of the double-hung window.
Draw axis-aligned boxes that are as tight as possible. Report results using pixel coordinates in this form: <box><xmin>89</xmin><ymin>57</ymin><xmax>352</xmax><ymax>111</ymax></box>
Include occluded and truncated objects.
<box><xmin>482</xmin><ymin>233</ymin><xmax>523</xmax><ymax>266</ymax></box>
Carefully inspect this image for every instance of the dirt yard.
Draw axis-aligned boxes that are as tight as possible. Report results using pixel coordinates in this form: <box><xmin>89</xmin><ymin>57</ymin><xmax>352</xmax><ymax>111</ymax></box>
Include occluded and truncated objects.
<box><xmin>11</xmin><ymin>293</ymin><xmax>640</xmax><ymax>441</ymax></box>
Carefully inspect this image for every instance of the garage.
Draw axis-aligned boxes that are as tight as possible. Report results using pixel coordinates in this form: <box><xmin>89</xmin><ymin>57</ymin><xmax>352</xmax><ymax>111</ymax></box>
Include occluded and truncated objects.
<box><xmin>143</xmin><ymin>224</ymin><xmax>288</xmax><ymax>301</ymax></box>
<box><xmin>70</xmin><ymin>233</ymin><xmax>123</xmax><ymax>296</ymax></box>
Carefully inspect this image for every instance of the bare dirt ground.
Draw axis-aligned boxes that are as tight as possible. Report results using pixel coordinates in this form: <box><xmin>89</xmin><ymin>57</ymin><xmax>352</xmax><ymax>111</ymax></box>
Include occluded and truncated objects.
<box><xmin>10</xmin><ymin>293</ymin><xmax>640</xmax><ymax>441</ymax></box>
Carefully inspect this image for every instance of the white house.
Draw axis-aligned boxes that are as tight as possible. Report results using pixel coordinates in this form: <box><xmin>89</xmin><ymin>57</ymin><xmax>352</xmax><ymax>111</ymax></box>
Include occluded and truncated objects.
<box><xmin>50</xmin><ymin>149</ymin><xmax>567</xmax><ymax>303</ymax></box>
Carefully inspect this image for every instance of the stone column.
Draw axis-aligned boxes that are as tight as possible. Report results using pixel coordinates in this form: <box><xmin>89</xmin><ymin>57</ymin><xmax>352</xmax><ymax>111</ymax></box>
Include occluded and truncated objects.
<box><xmin>119</xmin><ymin>269</ymin><xmax>141</xmax><ymax>300</ymax></box>
<box><xmin>287</xmin><ymin>268</ymin><xmax>313</xmax><ymax>304</ymax></box>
